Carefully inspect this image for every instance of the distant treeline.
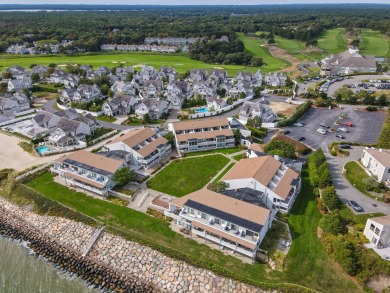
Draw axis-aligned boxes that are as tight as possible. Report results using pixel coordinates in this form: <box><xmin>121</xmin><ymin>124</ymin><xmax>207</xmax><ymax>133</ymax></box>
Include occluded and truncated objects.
<box><xmin>0</xmin><ymin>4</ymin><xmax>389</xmax><ymax>65</ymax></box>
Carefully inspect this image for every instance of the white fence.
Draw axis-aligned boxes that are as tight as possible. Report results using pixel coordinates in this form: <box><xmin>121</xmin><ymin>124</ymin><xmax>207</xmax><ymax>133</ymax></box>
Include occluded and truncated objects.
<box><xmin>41</xmin><ymin>142</ymin><xmax>87</xmax><ymax>156</ymax></box>
<box><xmin>262</xmin><ymin>122</ymin><xmax>279</xmax><ymax>128</ymax></box>
<box><xmin>16</xmin><ymin>109</ymin><xmax>37</xmax><ymax>117</ymax></box>
<box><xmin>56</xmin><ymin>103</ymin><xmax>103</xmax><ymax>117</ymax></box>
<box><xmin>88</xmin><ymin>129</ymin><xmax>118</xmax><ymax>145</ymax></box>
<box><xmin>15</xmin><ymin>162</ymin><xmax>52</xmax><ymax>182</ymax></box>
<box><xmin>0</xmin><ymin>114</ymin><xmax>36</xmax><ymax>127</ymax></box>
<box><xmin>188</xmin><ymin>95</ymin><xmax>253</xmax><ymax>119</ymax></box>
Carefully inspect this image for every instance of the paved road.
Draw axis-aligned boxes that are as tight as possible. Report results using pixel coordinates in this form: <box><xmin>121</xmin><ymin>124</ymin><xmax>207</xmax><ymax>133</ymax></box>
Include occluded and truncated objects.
<box><xmin>325</xmin><ymin>147</ymin><xmax>390</xmax><ymax>215</ymax></box>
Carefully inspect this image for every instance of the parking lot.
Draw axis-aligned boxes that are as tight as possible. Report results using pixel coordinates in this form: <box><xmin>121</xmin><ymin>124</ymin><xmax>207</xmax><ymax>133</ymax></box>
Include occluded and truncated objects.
<box><xmin>283</xmin><ymin>106</ymin><xmax>387</xmax><ymax>150</ymax></box>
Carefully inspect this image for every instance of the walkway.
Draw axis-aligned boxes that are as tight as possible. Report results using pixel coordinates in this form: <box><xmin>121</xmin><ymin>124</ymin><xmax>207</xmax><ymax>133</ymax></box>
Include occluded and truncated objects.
<box><xmin>82</xmin><ymin>226</ymin><xmax>105</xmax><ymax>257</ymax></box>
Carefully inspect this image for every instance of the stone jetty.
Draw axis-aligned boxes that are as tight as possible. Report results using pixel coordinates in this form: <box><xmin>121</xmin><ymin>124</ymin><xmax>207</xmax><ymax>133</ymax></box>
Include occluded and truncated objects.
<box><xmin>0</xmin><ymin>197</ymin><xmax>271</xmax><ymax>292</ymax></box>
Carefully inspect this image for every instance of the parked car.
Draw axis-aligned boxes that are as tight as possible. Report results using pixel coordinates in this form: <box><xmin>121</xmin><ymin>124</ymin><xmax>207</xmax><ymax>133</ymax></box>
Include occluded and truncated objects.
<box><xmin>297</xmin><ymin>137</ymin><xmax>305</xmax><ymax>141</ymax></box>
<box><xmin>320</xmin><ymin>123</ymin><xmax>330</xmax><ymax>128</ymax></box>
<box><xmin>339</xmin><ymin>144</ymin><xmax>351</xmax><ymax>149</ymax></box>
<box><xmin>335</xmin><ymin>134</ymin><xmax>345</xmax><ymax>139</ymax></box>
<box><xmin>337</xmin><ymin>127</ymin><xmax>348</xmax><ymax>133</ymax></box>
<box><xmin>344</xmin><ymin>121</ymin><xmax>353</xmax><ymax>127</ymax></box>
<box><xmin>294</xmin><ymin>122</ymin><xmax>304</xmax><ymax>127</ymax></box>
<box><xmin>316</xmin><ymin>128</ymin><xmax>327</xmax><ymax>135</ymax></box>
<box><xmin>347</xmin><ymin>200</ymin><xmax>363</xmax><ymax>212</ymax></box>
<box><xmin>283</xmin><ymin>130</ymin><xmax>291</xmax><ymax>135</ymax></box>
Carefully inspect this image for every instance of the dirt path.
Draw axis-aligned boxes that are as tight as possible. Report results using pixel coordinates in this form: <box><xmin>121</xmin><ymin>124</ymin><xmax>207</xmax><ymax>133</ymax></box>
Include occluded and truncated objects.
<box><xmin>266</xmin><ymin>45</ymin><xmax>302</xmax><ymax>75</ymax></box>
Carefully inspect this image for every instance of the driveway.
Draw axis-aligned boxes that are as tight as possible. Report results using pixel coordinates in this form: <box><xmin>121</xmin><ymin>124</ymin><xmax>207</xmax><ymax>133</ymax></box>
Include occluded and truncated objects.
<box><xmin>325</xmin><ymin>146</ymin><xmax>390</xmax><ymax>214</ymax></box>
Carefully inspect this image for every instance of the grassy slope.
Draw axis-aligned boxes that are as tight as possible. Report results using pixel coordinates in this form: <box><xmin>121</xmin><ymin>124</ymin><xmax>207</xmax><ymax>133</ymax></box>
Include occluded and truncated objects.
<box><xmin>25</xmin><ymin>168</ymin><xmax>360</xmax><ymax>292</ymax></box>
<box><xmin>184</xmin><ymin>147</ymin><xmax>241</xmax><ymax>157</ymax></box>
<box><xmin>147</xmin><ymin>155</ymin><xmax>230</xmax><ymax>197</ymax></box>
<box><xmin>344</xmin><ymin>161</ymin><xmax>370</xmax><ymax>196</ymax></box>
<box><xmin>317</xmin><ymin>28</ymin><xmax>347</xmax><ymax>54</ymax></box>
<box><xmin>0</xmin><ymin>52</ymin><xmax>258</xmax><ymax>75</ymax></box>
<box><xmin>272</xmin><ymin>169</ymin><xmax>361</xmax><ymax>292</ymax></box>
<box><xmin>237</xmin><ymin>33</ymin><xmax>290</xmax><ymax>71</ymax></box>
<box><xmin>25</xmin><ymin>172</ymin><xmax>269</xmax><ymax>281</ymax></box>
<box><xmin>359</xmin><ymin>29</ymin><xmax>390</xmax><ymax>58</ymax></box>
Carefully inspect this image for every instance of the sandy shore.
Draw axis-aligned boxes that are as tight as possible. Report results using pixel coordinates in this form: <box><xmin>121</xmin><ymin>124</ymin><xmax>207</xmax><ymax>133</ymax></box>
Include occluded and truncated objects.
<box><xmin>0</xmin><ymin>134</ymin><xmax>60</xmax><ymax>171</ymax></box>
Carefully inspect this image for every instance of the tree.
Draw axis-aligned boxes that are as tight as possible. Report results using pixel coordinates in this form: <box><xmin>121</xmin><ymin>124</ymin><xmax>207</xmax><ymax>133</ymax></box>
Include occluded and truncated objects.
<box><xmin>3</xmin><ymin>72</ymin><xmax>12</xmax><ymax>79</ymax></box>
<box><xmin>233</xmin><ymin>129</ymin><xmax>241</xmax><ymax>145</ymax></box>
<box><xmin>31</xmin><ymin>73</ymin><xmax>40</xmax><ymax>83</ymax></box>
<box><xmin>247</xmin><ymin>116</ymin><xmax>262</xmax><ymax>129</ymax></box>
<box><xmin>112</xmin><ymin>167</ymin><xmax>134</xmax><ymax>187</ymax></box>
<box><xmin>319</xmin><ymin>212</ymin><xmax>347</xmax><ymax>235</ymax></box>
<box><xmin>321</xmin><ymin>186</ymin><xmax>339</xmax><ymax>211</ymax></box>
<box><xmin>143</xmin><ymin>113</ymin><xmax>151</xmax><ymax>123</ymax></box>
<box><xmin>29</xmin><ymin>64</ymin><xmax>37</xmax><ymax>69</ymax></box>
<box><xmin>350</xmin><ymin>39</ymin><xmax>360</xmax><ymax>48</ymax></box>
<box><xmin>48</xmin><ymin>63</ymin><xmax>57</xmax><ymax>68</ymax></box>
<box><xmin>125</xmin><ymin>72</ymin><xmax>133</xmax><ymax>81</ymax></box>
<box><xmin>164</xmin><ymin>131</ymin><xmax>175</xmax><ymax>146</ymax></box>
<box><xmin>264</xmin><ymin>140</ymin><xmax>296</xmax><ymax>159</ymax></box>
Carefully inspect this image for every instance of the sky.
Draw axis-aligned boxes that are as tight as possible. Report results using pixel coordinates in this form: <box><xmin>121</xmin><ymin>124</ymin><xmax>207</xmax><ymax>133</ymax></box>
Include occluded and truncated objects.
<box><xmin>2</xmin><ymin>0</ymin><xmax>390</xmax><ymax>5</ymax></box>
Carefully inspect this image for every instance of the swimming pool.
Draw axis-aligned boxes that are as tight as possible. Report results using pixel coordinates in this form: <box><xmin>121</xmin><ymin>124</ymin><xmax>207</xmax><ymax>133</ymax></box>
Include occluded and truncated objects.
<box><xmin>36</xmin><ymin>145</ymin><xmax>50</xmax><ymax>154</ymax></box>
<box><xmin>195</xmin><ymin>107</ymin><xmax>209</xmax><ymax>113</ymax></box>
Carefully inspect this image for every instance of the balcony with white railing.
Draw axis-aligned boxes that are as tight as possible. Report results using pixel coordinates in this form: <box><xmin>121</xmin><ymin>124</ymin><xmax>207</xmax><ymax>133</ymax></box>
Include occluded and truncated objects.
<box><xmin>51</xmin><ymin>165</ymin><xmax>109</xmax><ymax>186</ymax></box>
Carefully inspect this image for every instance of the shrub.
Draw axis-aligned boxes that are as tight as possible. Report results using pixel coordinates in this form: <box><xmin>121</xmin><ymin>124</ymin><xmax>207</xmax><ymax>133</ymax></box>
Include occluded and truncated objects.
<box><xmin>378</xmin><ymin>108</ymin><xmax>390</xmax><ymax>148</ymax></box>
<box><xmin>319</xmin><ymin>212</ymin><xmax>347</xmax><ymax>235</ymax></box>
<box><xmin>321</xmin><ymin>186</ymin><xmax>340</xmax><ymax>211</ymax></box>
<box><xmin>278</xmin><ymin>100</ymin><xmax>312</xmax><ymax>127</ymax></box>
<box><xmin>264</xmin><ymin>140</ymin><xmax>296</xmax><ymax>159</ymax></box>
<box><xmin>365</xmin><ymin>106</ymin><xmax>378</xmax><ymax>112</ymax></box>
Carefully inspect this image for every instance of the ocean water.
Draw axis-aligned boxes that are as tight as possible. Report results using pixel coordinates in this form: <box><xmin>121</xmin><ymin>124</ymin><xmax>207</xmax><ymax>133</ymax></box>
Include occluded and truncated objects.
<box><xmin>0</xmin><ymin>235</ymin><xmax>99</xmax><ymax>293</ymax></box>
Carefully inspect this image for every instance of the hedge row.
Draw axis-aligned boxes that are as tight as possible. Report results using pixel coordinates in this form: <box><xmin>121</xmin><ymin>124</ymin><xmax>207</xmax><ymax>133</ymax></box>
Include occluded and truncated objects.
<box><xmin>377</xmin><ymin>108</ymin><xmax>390</xmax><ymax>149</ymax></box>
<box><xmin>278</xmin><ymin>100</ymin><xmax>312</xmax><ymax>127</ymax></box>
<box><xmin>32</xmin><ymin>85</ymin><xmax>58</xmax><ymax>93</ymax></box>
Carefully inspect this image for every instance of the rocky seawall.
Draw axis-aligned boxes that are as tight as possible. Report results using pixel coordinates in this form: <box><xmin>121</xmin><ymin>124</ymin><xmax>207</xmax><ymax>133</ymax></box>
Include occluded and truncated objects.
<box><xmin>0</xmin><ymin>197</ymin><xmax>267</xmax><ymax>293</ymax></box>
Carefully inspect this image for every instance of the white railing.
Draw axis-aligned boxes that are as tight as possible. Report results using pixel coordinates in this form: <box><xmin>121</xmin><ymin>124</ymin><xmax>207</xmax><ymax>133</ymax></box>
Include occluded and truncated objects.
<box><xmin>0</xmin><ymin>114</ymin><xmax>36</xmax><ymax>127</ymax></box>
<box><xmin>88</xmin><ymin>129</ymin><xmax>118</xmax><ymax>145</ymax></box>
<box><xmin>56</xmin><ymin>102</ymin><xmax>103</xmax><ymax>117</ymax></box>
<box><xmin>41</xmin><ymin>142</ymin><xmax>87</xmax><ymax>156</ymax></box>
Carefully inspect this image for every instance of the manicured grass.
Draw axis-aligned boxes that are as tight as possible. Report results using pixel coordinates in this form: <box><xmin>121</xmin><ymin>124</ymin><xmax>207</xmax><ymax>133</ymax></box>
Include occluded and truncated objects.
<box><xmin>317</xmin><ymin>28</ymin><xmax>347</xmax><ymax>54</ymax></box>
<box><xmin>184</xmin><ymin>147</ymin><xmax>241</xmax><ymax>157</ymax></box>
<box><xmin>237</xmin><ymin>33</ymin><xmax>290</xmax><ymax>72</ymax></box>
<box><xmin>232</xmin><ymin>154</ymin><xmax>245</xmax><ymax>161</ymax></box>
<box><xmin>95</xmin><ymin>115</ymin><xmax>117</xmax><ymax>123</ymax></box>
<box><xmin>344</xmin><ymin>161</ymin><xmax>370</xmax><ymax>196</ymax></box>
<box><xmin>0</xmin><ymin>52</ymin><xmax>259</xmax><ymax>76</ymax></box>
<box><xmin>212</xmin><ymin>162</ymin><xmax>235</xmax><ymax>184</ymax></box>
<box><xmin>25</xmin><ymin>172</ymin><xmax>270</xmax><ymax>282</ymax></box>
<box><xmin>147</xmin><ymin>155</ymin><xmax>230</xmax><ymax>197</ymax></box>
<box><xmin>359</xmin><ymin>29</ymin><xmax>390</xmax><ymax>58</ymax></box>
<box><xmin>270</xmin><ymin>168</ymin><xmax>361</xmax><ymax>292</ymax></box>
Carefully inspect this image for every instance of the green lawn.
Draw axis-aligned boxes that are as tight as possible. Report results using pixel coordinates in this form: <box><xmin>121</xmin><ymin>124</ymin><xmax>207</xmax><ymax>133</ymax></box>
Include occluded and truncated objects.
<box><xmin>317</xmin><ymin>28</ymin><xmax>348</xmax><ymax>54</ymax></box>
<box><xmin>184</xmin><ymin>147</ymin><xmax>241</xmax><ymax>157</ymax></box>
<box><xmin>0</xmin><ymin>52</ymin><xmax>259</xmax><ymax>76</ymax></box>
<box><xmin>237</xmin><ymin>33</ymin><xmax>290</xmax><ymax>72</ymax></box>
<box><xmin>359</xmin><ymin>29</ymin><xmax>390</xmax><ymax>58</ymax></box>
<box><xmin>270</xmin><ymin>169</ymin><xmax>361</xmax><ymax>292</ymax></box>
<box><xmin>212</xmin><ymin>162</ymin><xmax>235</xmax><ymax>184</ymax></box>
<box><xmin>344</xmin><ymin>161</ymin><xmax>370</xmax><ymax>196</ymax></box>
<box><xmin>232</xmin><ymin>154</ymin><xmax>245</xmax><ymax>161</ymax></box>
<box><xmin>25</xmin><ymin>172</ymin><xmax>270</xmax><ymax>283</ymax></box>
<box><xmin>95</xmin><ymin>115</ymin><xmax>117</xmax><ymax>123</ymax></box>
<box><xmin>147</xmin><ymin>155</ymin><xmax>230</xmax><ymax>197</ymax></box>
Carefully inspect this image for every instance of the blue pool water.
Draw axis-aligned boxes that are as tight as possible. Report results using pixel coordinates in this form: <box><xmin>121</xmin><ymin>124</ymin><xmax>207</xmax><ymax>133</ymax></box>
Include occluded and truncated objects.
<box><xmin>195</xmin><ymin>107</ymin><xmax>209</xmax><ymax>113</ymax></box>
<box><xmin>36</xmin><ymin>145</ymin><xmax>50</xmax><ymax>154</ymax></box>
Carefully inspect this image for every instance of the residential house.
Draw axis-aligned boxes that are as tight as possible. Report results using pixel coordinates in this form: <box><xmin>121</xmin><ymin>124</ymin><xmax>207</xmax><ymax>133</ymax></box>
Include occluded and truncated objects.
<box><xmin>206</xmin><ymin>96</ymin><xmax>227</xmax><ymax>111</ymax></box>
<box><xmin>221</xmin><ymin>156</ymin><xmax>301</xmax><ymax>213</ymax></box>
<box><xmin>239</xmin><ymin>100</ymin><xmax>277</xmax><ymax>124</ymax></box>
<box><xmin>228</xmin><ymin>118</ymin><xmax>252</xmax><ymax>147</ymax></box>
<box><xmin>140</xmin><ymin>65</ymin><xmax>157</xmax><ymax>81</ymax></box>
<box><xmin>228</xmin><ymin>81</ymin><xmax>253</xmax><ymax>98</ymax></box>
<box><xmin>50</xmin><ymin>69</ymin><xmax>68</xmax><ymax>84</ymax></box>
<box><xmin>247</xmin><ymin>143</ymin><xmax>266</xmax><ymax>158</ymax></box>
<box><xmin>364</xmin><ymin>215</ymin><xmax>390</xmax><ymax>248</ymax></box>
<box><xmin>320</xmin><ymin>48</ymin><xmax>377</xmax><ymax>76</ymax></box>
<box><xmin>168</xmin><ymin>117</ymin><xmax>235</xmax><ymax>154</ymax></box>
<box><xmin>103</xmin><ymin>94</ymin><xmax>138</xmax><ymax>116</ymax></box>
<box><xmin>135</xmin><ymin>98</ymin><xmax>168</xmax><ymax>120</ymax></box>
<box><xmin>111</xmin><ymin>80</ymin><xmax>138</xmax><ymax>96</ymax></box>
<box><xmin>167</xmin><ymin>80</ymin><xmax>190</xmax><ymax>96</ymax></box>
<box><xmin>234</xmin><ymin>72</ymin><xmax>253</xmax><ymax>83</ymax></box>
<box><xmin>32</xmin><ymin>110</ymin><xmax>62</xmax><ymax>129</ymax></box>
<box><xmin>158</xmin><ymin>66</ymin><xmax>178</xmax><ymax>81</ymax></box>
<box><xmin>164</xmin><ymin>189</ymin><xmax>273</xmax><ymax>259</ymax></box>
<box><xmin>190</xmin><ymin>69</ymin><xmax>208</xmax><ymax>82</ymax></box>
<box><xmin>208</xmin><ymin>70</ymin><xmax>228</xmax><ymax>85</ymax></box>
<box><xmin>6</xmin><ymin>66</ymin><xmax>25</xmax><ymax>78</ymax></box>
<box><xmin>361</xmin><ymin>148</ymin><xmax>390</xmax><ymax>182</ymax></box>
<box><xmin>52</xmin><ymin>117</ymin><xmax>91</xmax><ymax>141</ymax></box>
<box><xmin>143</xmin><ymin>80</ymin><xmax>164</xmax><ymax>98</ymax></box>
<box><xmin>0</xmin><ymin>92</ymin><xmax>30</xmax><ymax>114</ymax></box>
<box><xmin>63</xmin><ymin>74</ymin><xmax>81</xmax><ymax>88</ymax></box>
<box><xmin>115</xmin><ymin>66</ymin><xmax>134</xmax><ymax>81</ymax></box>
<box><xmin>31</xmin><ymin>65</ymin><xmax>49</xmax><ymax>79</ymax></box>
<box><xmin>95</xmin><ymin>66</ymin><xmax>111</xmax><ymax>77</ymax></box>
<box><xmin>253</xmin><ymin>69</ymin><xmax>263</xmax><ymax>86</ymax></box>
<box><xmin>264</xmin><ymin>73</ymin><xmax>287</xmax><ymax>87</ymax></box>
<box><xmin>8</xmin><ymin>75</ymin><xmax>32</xmax><ymax>92</ymax></box>
<box><xmin>71</xmin><ymin>84</ymin><xmax>102</xmax><ymax>103</ymax></box>
<box><xmin>51</xmin><ymin>150</ymin><xmax>126</xmax><ymax>195</ymax></box>
<box><xmin>193</xmin><ymin>81</ymin><xmax>216</xmax><ymax>97</ymax></box>
<box><xmin>104</xmin><ymin>127</ymin><xmax>171</xmax><ymax>169</ymax></box>
<box><xmin>169</xmin><ymin>94</ymin><xmax>185</xmax><ymax>109</ymax></box>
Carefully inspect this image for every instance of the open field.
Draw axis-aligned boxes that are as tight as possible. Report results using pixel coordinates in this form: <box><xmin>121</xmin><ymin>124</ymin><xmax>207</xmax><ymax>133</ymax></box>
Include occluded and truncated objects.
<box><xmin>0</xmin><ymin>52</ymin><xmax>260</xmax><ymax>76</ymax></box>
<box><xmin>317</xmin><ymin>28</ymin><xmax>348</xmax><ymax>54</ymax></box>
<box><xmin>25</xmin><ymin>169</ymin><xmax>359</xmax><ymax>292</ymax></box>
<box><xmin>359</xmin><ymin>29</ymin><xmax>390</xmax><ymax>58</ymax></box>
<box><xmin>269</xmin><ymin>101</ymin><xmax>297</xmax><ymax>117</ymax></box>
<box><xmin>237</xmin><ymin>33</ymin><xmax>290</xmax><ymax>72</ymax></box>
<box><xmin>344</xmin><ymin>161</ymin><xmax>372</xmax><ymax>197</ymax></box>
<box><xmin>147</xmin><ymin>155</ymin><xmax>230</xmax><ymax>197</ymax></box>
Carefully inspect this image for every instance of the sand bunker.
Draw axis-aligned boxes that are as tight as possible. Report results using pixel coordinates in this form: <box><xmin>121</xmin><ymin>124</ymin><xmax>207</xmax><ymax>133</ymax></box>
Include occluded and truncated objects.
<box><xmin>213</xmin><ymin>67</ymin><xmax>224</xmax><ymax>69</ymax></box>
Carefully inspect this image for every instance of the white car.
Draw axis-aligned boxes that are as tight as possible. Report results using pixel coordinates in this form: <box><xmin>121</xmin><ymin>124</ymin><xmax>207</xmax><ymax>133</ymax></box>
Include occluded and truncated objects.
<box><xmin>337</xmin><ymin>127</ymin><xmax>348</xmax><ymax>133</ymax></box>
<box><xmin>294</xmin><ymin>122</ymin><xmax>304</xmax><ymax>127</ymax></box>
<box><xmin>316</xmin><ymin>128</ymin><xmax>327</xmax><ymax>135</ymax></box>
